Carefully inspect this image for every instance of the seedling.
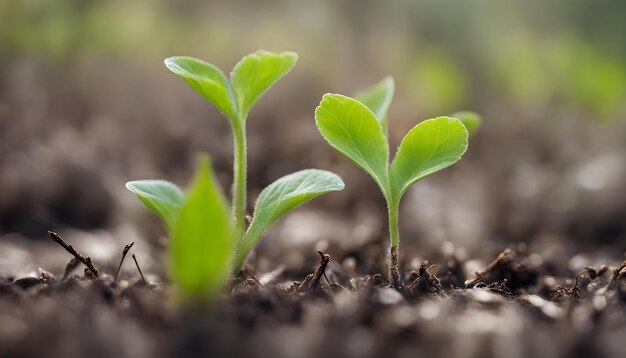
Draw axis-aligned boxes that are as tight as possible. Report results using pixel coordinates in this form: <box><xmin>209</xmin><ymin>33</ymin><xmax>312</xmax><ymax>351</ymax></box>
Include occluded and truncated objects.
<box><xmin>315</xmin><ymin>77</ymin><xmax>471</xmax><ymax>289</ymax></box>
<box><xmin>126</xmin><ymin>50</ymin><xmax>344</xmax><ymax>298</ymax></box>
<box><xmin>127</xmin><ymin>156</ymin><xmax>232</xmax><ymax>299</ymax></box>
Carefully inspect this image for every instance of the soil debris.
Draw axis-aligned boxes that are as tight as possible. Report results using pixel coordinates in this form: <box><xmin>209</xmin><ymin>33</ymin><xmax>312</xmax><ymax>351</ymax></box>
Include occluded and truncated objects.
<box><xmin>115</xmin><ymin>242</ymin><xmax>135</xmax><ymax>282</ymax></box>
<box><xmin>291</xmin><ymin>251</ymin><xmax>335</xmax><ymax>297</ymax></box>
<box><xmin>406</xmin><ymin>261</ymin><xmax>444</xmax><ymax>297</ymax></box>
<box><xmin>551</xmin><ymin>265</ymin><xmax>612</xmax><ymax>301</ymax></box>
<box><xmin>13</xmin><ymin>276</ymin><xmax>43</xmax><ymax>290</ymax></box>
<box><xmin>132</xmin><ymin>253</ymin><xmax>147</xmax><ymax>284</ymax></box>
<box><xmin>39</xmin><ymin>268</ymin><xmax>56</xmax><ymax>285</ymax></box>
<box><xmin>608</xmin><ymin>260</ymin><xmax>626</xmax><ymax>290</ymax></box>
<box><xmin>62</xmin><ymin>257</ymin><xmax>81</xmax><ymax>280</ymax></box>
<box><xmin>48</xmin><ymin>231</ymin><xmax>100</xmax><ymax>278</ymax></box>
<box><xmin>464</xmin><ymin>248</ymin><xmax>538</xmax><ymax>293</ymax></box>
<box><xmin>231</xmin><ymin>267</ymin><xmax>262</xmax><ymax>292</ymax></box>
<box><xmin>465</xmin><ymin>248</ymin><xmax>512</xmax><ymax>288</ymax></box>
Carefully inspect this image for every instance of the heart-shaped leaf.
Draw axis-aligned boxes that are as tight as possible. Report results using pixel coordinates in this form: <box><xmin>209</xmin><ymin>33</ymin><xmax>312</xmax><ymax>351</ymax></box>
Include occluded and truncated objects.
<box><xmin>230</xmin><ymin>50</ymin><xmax>298</xmax><ymax>119</ymax></box>
<box><xmin>234</xmin><ymin>169</ymin><xmax>344</xmax><ymax>271</ymax></box>
<box><xmin>451</xmin><ymin>111</ymin><xmax>481</xmax><ymax>136</ymax></box>
<box><xmin>389</xmin><ymin>116</ymin><xmax>468</xmax><ymax>202</ymax></box>
<box><xmin>356</xmin><ymin>76</ymin><xmax>395</xmax><ymax>135</ymax></box>
<box><xmin>170</xmin><ymin>156</ymin><xmax>233</xmax><ymax>299</ymax></box>
<box><xmin>164</xmin><ymin>56</ymin><xmax>238</xmax><ymax>122</ymax></box>
<box><xmin>126</xmin><ymin>180</ymin><xmax>184</xmax><ymax>231</ymax></box>
<box><xmin>315</xmin><ymin>94</ymin><xmax>390</xmax><ymax>195</ymax></box>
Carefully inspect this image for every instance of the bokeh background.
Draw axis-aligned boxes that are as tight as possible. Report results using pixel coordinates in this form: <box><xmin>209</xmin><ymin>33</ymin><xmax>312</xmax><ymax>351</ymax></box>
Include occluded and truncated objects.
<box><xmin>1</xmin><ymin>0</ymin><xmax>625</xmax><ymax>278</ymax></box>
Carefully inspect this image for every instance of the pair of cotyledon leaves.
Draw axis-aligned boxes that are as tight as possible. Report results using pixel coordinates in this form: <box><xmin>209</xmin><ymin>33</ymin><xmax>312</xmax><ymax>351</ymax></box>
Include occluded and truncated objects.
<box><xmin>127</xmin><ymin>51</ymin><xmax>344</xmax><ymax>297</ymax></box>
<box><xmin>317</xmin><ymin>77</ymin><xmax>471</xmax><ymax>209</ymax></box>
<box><xmin>164</xmin><ymin>50</ymin><xmax>298</xmax><ymax>123</ymax></box>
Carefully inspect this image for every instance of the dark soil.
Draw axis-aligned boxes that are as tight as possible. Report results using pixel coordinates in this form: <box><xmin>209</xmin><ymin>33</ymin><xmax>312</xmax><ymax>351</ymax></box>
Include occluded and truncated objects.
<box><xmin>1</xmin><ymin>236</ymin><xmax>624</xmax><ymax>358</ymax></box>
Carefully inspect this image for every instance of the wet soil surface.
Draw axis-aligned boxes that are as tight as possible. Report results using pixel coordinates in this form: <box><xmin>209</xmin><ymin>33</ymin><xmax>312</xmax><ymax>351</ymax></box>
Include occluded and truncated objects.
<box><xmin>1</xmin><ymin>237</ymin><xmax>625</xmax><ymax>358</ymax></box>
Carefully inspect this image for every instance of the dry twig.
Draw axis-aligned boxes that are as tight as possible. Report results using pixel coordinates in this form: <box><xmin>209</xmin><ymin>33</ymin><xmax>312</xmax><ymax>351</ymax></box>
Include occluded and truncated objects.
<box><xmin>115</xmin><ymin>242</ymin><xmax>135</xmax><ymax>282</ymax></box>
<box><xmin>48</xmin><ymin>231</ymin><xmax>99</xmax><ymax>278</ymax></box>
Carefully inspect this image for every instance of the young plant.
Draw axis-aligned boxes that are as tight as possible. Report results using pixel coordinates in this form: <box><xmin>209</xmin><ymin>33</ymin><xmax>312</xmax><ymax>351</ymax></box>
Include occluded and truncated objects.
<box><xmin>164</xmin><ymin>50</ymin><xmax>300</xmax><ymax>242</ymax></box>
<box><xmin>128</xmin><ymin>156</ymin><xmax>232</xmax><ymax>299</ymax></box>
<box><xmin>126</xmin><ymin>50</ymin><xmax>345</xmax><ymax>298</ymax></box>
<box><xmin>315</xmin><ymin>77</ymin><xmax>469</xmax><ymax>289</ymax></box>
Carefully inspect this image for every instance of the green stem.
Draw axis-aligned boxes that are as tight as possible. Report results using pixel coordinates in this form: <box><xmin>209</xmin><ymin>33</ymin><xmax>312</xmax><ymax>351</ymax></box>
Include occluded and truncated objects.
<box><xmin>231</xmin><ymin>120</ymin><xmax>247</xmax><ymax>249</ymax></box>
<box><xmin>388</xmin><ymin>203</ymin><xmax>402</xmax><ymax>289</ymax></box>
<box><xmin>232</xmin><ymin>243</ymin><xmax>247</xmax><ymax>275</ymax></box>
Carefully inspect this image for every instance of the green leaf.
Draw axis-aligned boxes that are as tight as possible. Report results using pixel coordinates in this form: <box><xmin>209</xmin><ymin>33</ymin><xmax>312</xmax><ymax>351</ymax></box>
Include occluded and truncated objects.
<box><xmin>451</xmin><ymin>111</ymin><xmax>481</xmax><ymax>136</ymax></box>
<box><xmin>237</xmin><ymin>169</ymin><xmax>344</xmax><ymax>269</ymax></box>
<box><xmin>125</xmin><ymin>180</ymin><xmax>184</xmax><ymax>231</ymax></box>
<box><xmin>164</xmin><ymin>56</ymin><xmax>238</xmax><ymax>122</ymax></box>
<box><xmin>389</xmin><ymin>116</ymin><xmax>468</xmax><ymax>202</ymax></box>
<box><xmin>315</xmin><ymin>94</ymin><xmax>390</xmax><ymax>194</ymax></box>
<box><xmin>169</xmin><ymin>156</ymin><xmax>233</xmax><ymax>299</ymax></box>
<box><xmin>230</xmin><ymin>50</ymin><xmax>298</xmax><ymax>119</ymax></box>
<box><xmin>355</xmin><ymin>76</ymin><xmax>395</xmax><ymax>134</ymax></box>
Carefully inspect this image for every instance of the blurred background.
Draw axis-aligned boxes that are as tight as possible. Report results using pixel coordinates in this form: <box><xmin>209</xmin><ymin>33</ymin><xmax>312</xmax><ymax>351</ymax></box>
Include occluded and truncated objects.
<box><xmin>1</xmin><ymin>0</ymin><xmax>625</xmax><ymax>278</ymax></box>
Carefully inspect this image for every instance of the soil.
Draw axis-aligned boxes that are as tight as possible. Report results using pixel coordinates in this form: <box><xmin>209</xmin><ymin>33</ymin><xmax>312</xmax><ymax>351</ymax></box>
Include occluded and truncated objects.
<box><xmin>1</xmin><ymin>59</ymin><xmax>625</xmax><ymax>358</ymax></box>
<box><xmin>1</xmin><ymin>233</ymin><xmax>624</xmax><ymax>358</ymax></box>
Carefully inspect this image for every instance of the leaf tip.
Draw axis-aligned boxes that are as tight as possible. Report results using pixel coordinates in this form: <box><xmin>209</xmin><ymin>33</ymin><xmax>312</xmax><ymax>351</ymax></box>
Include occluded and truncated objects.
<box><xmin>382</xmin><ymin>75</ymin><xmax>395</xmax><ymax>87</ymax></box>
<box><xmin>163</xmin><ymin>56</ymin><xmax>186</xmax><ymax>74</ymax></box>
<box><xmin>125</xmin><ymin>180</ymin><xmax>142</xmax><ymax>194</ymax></box>
<box><xmin>283</xmin><ymin>51</ymin><xmax>298</xmax><ymax>64</ymax></box>
<box><xmin>335</xmin><ymin>178</ymin><xmax>346</xmax><ymax>190</ymax></box>
<box><xmin>195</xmin><ymin>154</ymin><xmax>213</xmax><ymax>179</ymax></box>
<box><xmin>125</xmin><ymin>181</ymin><xmax>136</xmax><ymax>192</ymax></box>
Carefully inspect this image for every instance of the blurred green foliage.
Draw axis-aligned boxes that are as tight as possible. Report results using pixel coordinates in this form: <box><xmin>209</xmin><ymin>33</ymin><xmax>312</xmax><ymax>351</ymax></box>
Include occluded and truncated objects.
<box><xmin>489</xmin><ymin>35</ymin><xmax>626</xmax><ymax>120</ymax></box>
<box><xmin>409</xmin><ymin>48</ymin><xmax>467</xmax><ymax>113</ymax></box>
<box><xmin>1</xmin><ymin>0</ymin><xmax>624</xmax><ymax>121</ymax></box>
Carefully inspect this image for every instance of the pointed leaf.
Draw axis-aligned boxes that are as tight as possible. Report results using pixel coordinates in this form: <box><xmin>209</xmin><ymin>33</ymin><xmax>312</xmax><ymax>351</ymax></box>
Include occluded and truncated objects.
<box><xmin>315</xmin><ymin>94</ymin><xmax>390</xmax><ymax>194</ymax></box>
<box><xmin>451</xmin><ymin>111</ymin><xmax>481</xmax><ymax>136</ymax></box>
<box><xmin>237</xmin><ymin>169</ymin><xmax>344</xmax><ymax>268</ymax></box>
<box><xmin>164</xmin><ymin>56</ymin><xmax>238</xmax><ymax>122</ymax></box>
<box><xmin>389</xmin><ymin>117</ymin><xmax>468</xmax><ymax>202</ymax></box>
<box><xmin>126</xmin><ymin>180</ymin><xmax>184</xmax><ymax>231</ymax></box>
<box><xmin>356</xmin><ymin>76</ymin><xmax>395</xmax><ymax>134</ymax></box>
<box><xmin>170</xmin><ymin>156</ymin><xmax>233</xmax><ymax>299</ymax></box>
<box><xmin>230</xmin><ymin>50</ymin><xmax>298</xmax><ymax>118</ymax></box>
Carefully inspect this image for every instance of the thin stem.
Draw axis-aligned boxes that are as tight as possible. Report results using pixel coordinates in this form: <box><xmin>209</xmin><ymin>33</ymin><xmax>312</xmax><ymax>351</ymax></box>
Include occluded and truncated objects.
<box><xmin>232</xmin><ymin>240</ymin><xmax>248</xmax><ymax>275</ymax></box>
<box><xmin>231</xmin><ymin>120</ymin><xmax>247</xmax><ymax>244</ymax></box>
<box><xmin>387</xmin><ymin>203</ymin><xmax>402</xmax><ymax>290</ymax></box>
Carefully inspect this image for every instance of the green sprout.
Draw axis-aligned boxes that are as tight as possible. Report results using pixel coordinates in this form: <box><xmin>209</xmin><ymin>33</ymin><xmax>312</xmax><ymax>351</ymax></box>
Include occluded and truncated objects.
<box><xmin>127</xmin><ymin>156</ymin><xmax>232</xmax><ymax>299</ymax></box>
<box><xmin>126</xmin><ymin>50</ymin><xmax>344</xmax><ymax>298</ymax></box>
<box><xmin>315</xmin><ymin>77</ymin><xmax>471</xmax><ymax>289</ymax></box>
